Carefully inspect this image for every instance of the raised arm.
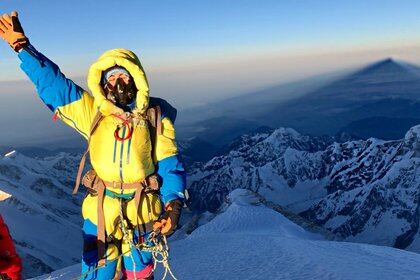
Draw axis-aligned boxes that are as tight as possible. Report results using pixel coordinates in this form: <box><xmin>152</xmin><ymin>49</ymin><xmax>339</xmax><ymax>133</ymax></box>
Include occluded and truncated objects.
<box><xmin>0</xmin><ymin>12</ymin><xmax>95</xmax><ymax>139</ymax></box>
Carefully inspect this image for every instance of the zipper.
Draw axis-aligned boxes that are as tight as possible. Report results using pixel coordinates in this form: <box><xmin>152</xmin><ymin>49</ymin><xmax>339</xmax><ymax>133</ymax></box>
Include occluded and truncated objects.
<box><xmin>126</xmin><ymin>136</ymin><xmax>132</xmax><ymax>164</ymax></box>
<box><xmin>119</xmin><ymin>126</ymin><xmax>127</xmax><ymax>183</ymax></box>
<box><xmin>56</xmin><ymin>108</ymin><xmax>88</xmax><ymax>139</ymax></box>
<box><xmin>113</xmin><ymin>137</ymin><xmax>118</xmax><ymax>163</ymax></box>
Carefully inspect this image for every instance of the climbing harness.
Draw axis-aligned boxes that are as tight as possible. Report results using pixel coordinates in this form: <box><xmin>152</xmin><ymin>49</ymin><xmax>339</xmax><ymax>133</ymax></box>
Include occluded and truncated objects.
<box><xmin>73</xmin><ymin>196</ymin><xmax>178</xmax><ymax>280</ymax></box>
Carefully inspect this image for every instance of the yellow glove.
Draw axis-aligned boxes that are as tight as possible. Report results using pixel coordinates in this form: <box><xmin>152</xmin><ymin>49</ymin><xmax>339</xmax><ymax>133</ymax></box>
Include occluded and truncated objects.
<box><xmin>0</xmin><ymin>11</ymin><xmax>29</xmax><ymax>52</ymax></box>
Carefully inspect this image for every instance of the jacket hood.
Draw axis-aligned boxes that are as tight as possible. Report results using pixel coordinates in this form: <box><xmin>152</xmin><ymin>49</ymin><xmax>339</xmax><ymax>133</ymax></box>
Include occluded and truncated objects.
<box><xmin>87</xmin><ymin>49</ymin><xmax>149</xmax><ymax>115</ymax></box>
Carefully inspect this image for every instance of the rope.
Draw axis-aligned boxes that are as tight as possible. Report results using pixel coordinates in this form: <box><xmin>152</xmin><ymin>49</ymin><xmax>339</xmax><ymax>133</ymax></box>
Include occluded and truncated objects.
<box><xmin>73</xmin><ymin>236</ymin><xmax>177</xmax><ymax>280</ymax></box>
<box><xmin>112</xmin><ymin>113</ymin><xmax>133</xmax><ymax>141</ymax></box>
<box><xmin>148</xmin><ymin>232</ymin><xmax>179</xmax><ymax>280</ymax></box>
<box><xmin>72</xmin><ymin>202</ymin><xmax>178</xmax><ymax>280</ymax></box>
<box><xmin>118</xmin><ymin>198</ymin><xmax>138</xmax><ymax>280</ymax></box>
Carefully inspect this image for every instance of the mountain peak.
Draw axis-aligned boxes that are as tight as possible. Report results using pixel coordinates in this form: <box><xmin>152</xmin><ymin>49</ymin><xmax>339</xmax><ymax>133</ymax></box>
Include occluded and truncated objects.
<box><xmin>355</xmin><ymin>57</ymin><xmax>408</xmax><ymax>75</ymax></box>
<box><xmin>378</xmin><ymin>57</ymin><xmax>395</xmax><ymax>64</ymax></box>
<box><xmin>323</xmin><ymin>57</ymin><xmax>420</xmax><ymax>89</ymax></box>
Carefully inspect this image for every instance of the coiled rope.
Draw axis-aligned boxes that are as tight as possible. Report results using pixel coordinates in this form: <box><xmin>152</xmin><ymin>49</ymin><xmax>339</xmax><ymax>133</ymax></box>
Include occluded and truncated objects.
<box><xmin>72</xmin><ymin>199</ymin><xmax>178</xmax><ymax>280</ymax></box>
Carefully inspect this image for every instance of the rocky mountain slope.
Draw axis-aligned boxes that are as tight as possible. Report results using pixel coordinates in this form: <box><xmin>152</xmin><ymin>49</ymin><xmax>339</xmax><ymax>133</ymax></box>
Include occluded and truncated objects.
<box><xmin>188</xmin><ymin>125</ymin><xmax>420</xmax><ymax>252</ymax></box>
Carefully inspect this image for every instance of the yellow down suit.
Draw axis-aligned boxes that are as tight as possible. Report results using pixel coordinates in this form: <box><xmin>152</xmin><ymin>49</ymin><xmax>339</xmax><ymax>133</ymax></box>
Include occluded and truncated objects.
<box><xmin>18</xmin><ymin>45</ymin><xmax>186</xmax><ymax>279</ymax></box>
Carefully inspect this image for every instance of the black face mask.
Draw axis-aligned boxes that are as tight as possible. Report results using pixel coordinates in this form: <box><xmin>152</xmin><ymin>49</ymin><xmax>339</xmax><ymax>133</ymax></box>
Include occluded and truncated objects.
<box><xmin>103</xmin><ymin>78</ymin><xmax>137</xmax><ymax>110</ymax></box>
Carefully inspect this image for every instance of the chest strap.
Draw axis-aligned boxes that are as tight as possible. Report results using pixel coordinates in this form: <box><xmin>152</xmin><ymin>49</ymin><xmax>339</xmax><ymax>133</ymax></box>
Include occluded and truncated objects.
<box><xmin>105</xmin><ymin>189</ymin><xmax>135</xmax><ymax>199</ymax></box>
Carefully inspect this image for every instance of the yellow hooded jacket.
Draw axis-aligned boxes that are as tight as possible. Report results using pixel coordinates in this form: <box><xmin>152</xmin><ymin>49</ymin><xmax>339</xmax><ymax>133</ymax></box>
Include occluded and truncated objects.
<box><xmin>18</xmin><ymin>45</ymin><xmax>186</xmax><ymax>228</ymax></box>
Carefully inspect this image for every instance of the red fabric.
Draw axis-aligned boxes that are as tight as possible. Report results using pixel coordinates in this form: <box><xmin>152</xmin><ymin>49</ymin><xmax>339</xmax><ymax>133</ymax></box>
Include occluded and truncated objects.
<box><xmin>0</xmin><ymin>215</ymin><xmax>22</xmax><ymax>280</ymax></box>
<box><xmin>122</xmin><ymin>263</ymin><xmax>153</xmax><ymax>280</ymax></box>
<box><xmin>52</xmin><ymin>112</ymin><xmax>59</xmax><ymax>121</ymax></box>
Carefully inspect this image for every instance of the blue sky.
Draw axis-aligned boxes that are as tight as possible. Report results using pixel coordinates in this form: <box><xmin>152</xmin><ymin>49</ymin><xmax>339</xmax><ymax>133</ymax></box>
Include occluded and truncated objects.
<box><xmin>0</xmin><ymin>1</ymin><xmax>419</xmax><ymax>70</ymax></box>
<box><xmin>1</xmin><ymin>0</ymin><xmax>420</xmax><ymax>147</ymax></box>
<box><xmin>1</xmin><ymin>0</ymin><xmax>420</xmax><ymax>103</ymax></box>
<box><xmin>1</xmin><ymin>0</ymin><xmax>420</xmax><ymax>76</ymax></box>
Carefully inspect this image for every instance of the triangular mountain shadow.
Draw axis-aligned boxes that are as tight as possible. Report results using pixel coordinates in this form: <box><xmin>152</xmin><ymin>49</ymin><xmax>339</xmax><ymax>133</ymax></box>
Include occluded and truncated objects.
<box><xmin>351</xmin><ymin>58</ymin><xmax>415</xmax><ymax>78</ymax></box>
<box><xmin>258</xmin><ymin>58</ymin><xmax>420</xmax><ymax>137</ymax></box>
<box><xmin>307</xmin><ymin>58</ymin><xmax>420</xmax><ymax>99</ymax></box>
<box><xmin>179</xmin><ymin>58</ymin><xmax>420</xmax><ymax>163</ymax></box>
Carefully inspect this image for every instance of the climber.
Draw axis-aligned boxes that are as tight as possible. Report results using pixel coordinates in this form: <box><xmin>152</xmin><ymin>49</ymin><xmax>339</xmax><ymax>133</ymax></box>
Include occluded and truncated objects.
<box><xmin>0</xmin><ymin>215</ymin><xmax>22</xmax><ymax>280</ymax></box>
<box><xmin>0</xmin><ymin>11</ymin><xmax>186</xmax><ymax>280</ymax></box>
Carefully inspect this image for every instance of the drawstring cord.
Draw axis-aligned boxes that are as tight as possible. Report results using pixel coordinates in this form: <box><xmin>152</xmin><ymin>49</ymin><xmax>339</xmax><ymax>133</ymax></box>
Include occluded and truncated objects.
<box><xmin>112</xmin><ymin>113</ymin><xmax>133</xmax><ymax>141</ymax></box>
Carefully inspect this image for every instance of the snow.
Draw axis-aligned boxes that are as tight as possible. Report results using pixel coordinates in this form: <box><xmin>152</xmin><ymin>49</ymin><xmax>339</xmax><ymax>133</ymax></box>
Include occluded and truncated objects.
<box><xmin>4</xmin><ymin>150</ymin><xmax>17</xmax><ymax>157</ymax></box>
<box><xmin>32</xmin><ymin>189</ymin><xmax>420</xmax><ymax>280</ymax></box>
<box><xmin>0</xmin><ymin>152</ymin><xmax>83</xmax><ymax>278</ymax></box>
<box><xmin>346</xmin><ymin>209</ymin><xmax>408</xmax><ymax>246</ymax></box>
<box><xmin>0</xmin><ymin>189</ymin><xmax>12</xmax><ymax>201</ymax></box>
<box><xmin>188</xmin><ymin>124</ymin><xmax>420</xmax><ymax>254</ymax></box>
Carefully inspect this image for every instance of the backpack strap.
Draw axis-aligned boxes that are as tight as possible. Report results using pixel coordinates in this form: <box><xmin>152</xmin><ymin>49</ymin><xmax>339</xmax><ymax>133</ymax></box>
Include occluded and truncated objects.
<box><xmin>146</xmin><ymin>105</ymin><xmax>162</xmax><ymax>163</ymax></box>
<box><xmin>96</xmin><ymin>180</ymin><xmax>107</xmax><ymax>266</ymax></box>
<box><xmin>146</xmin><ymin>105</ymin><xmax>162</xmax><ymax>134</ymax></box>
<box><xmin>72</xmin><ymin>111</ymin><xmax>104</xmax><ymax>195</ymax></box>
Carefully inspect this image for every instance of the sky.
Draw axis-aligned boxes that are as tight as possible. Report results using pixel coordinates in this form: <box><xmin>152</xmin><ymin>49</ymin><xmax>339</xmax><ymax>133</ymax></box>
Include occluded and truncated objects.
<box><xmin>1</xmin><ymin>0</ymin><xmax>420</xmax><ymax>147</ymax></box>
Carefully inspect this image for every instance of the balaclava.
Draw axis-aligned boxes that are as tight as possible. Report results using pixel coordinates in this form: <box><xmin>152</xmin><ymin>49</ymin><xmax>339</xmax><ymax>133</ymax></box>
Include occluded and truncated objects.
<box><xmin>102</xmin><ymin>66</ymin><xmax>137</xmax><ymax>110</ymax></box>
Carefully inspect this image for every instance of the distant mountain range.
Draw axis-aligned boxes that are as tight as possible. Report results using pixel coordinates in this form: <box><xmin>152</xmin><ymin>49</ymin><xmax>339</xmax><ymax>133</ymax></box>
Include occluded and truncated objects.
<box><xmin>1</xmin><ymin>126</ymin><xmax>418</xmax><ymax>277</ymax></box>
<box><xmin>178</xmin><ymin>58</ymin><xmax>420</xmax><ymax>163</ymax></box>
<box><xmin>187</xmin><ymin>124</ymin><xmax>420</xmax><ymax>253</ymax></box>
<box><xmin>0</xmin><ymin>152</ymin><xmax>82</xmax><ymax>278</ymax></box>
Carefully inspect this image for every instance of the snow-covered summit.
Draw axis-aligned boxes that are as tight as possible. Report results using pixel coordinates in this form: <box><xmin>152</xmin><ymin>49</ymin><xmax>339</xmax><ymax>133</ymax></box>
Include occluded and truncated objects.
<box><xmin>191</xmin><ymin>189</ymin><xmax>324</xmax><ymax>239</ymax></box>
<box><xmin>33</xmin><ymin>189</ymin><xmax>420</xmax><ymax>280</ymax></box>
<box><xmin>403</xmin><ymin>124</ymin><xmax>420</xmax><ymax>155</ymax></box>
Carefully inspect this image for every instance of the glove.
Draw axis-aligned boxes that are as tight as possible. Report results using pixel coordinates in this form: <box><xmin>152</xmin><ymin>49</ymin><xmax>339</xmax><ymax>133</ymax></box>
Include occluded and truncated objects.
<box><xmin>153</xmin><ymin>199</ymin><xmax>182</xmax><ymax>236</ymax></box>
<box><xmin>0</xmin><ymin>273</ymin><xmax>12</xmax><ymax>280</ymax></box>
<box><xmin>0</xmin><ymin>11</ymin><xmax>29</xmax><ymax>52</ymax></box>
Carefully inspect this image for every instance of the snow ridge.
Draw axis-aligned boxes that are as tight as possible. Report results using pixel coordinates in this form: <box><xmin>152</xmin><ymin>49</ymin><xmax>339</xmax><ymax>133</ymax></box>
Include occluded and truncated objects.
<box><xmin>33</xmin><ymin>189</ymin><xmax>420</xmax><ymax>280</ymax></box>
<box><xmin>188</xmin><ymin>125</ymin><xmax>420</xmax><ymax>253</ymax></box>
